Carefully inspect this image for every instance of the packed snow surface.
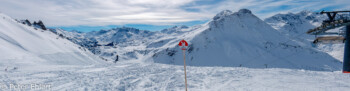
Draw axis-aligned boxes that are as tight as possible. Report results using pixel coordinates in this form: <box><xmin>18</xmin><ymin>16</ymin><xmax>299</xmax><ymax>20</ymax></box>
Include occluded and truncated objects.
<box><xmin>1</xmin><ymin>61</ymin><xmax>350</xmax><ymax>91</ymax></box>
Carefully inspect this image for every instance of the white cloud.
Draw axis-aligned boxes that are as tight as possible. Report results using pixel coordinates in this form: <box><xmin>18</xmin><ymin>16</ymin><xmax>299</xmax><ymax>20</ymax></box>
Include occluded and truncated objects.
<box><xmin>0</xmin><ymin>0</ymin><xmax>348</xmax><ymax>27</ymax></box>
<box><xmin>0</xmin><ymin>0</ymin><xmax>203</xmax><ymax>26</ymax></box>
<box><xmin>190</xmin><ymin>0</ymin><xmax>350</xmax><ymax>19</ymax></box>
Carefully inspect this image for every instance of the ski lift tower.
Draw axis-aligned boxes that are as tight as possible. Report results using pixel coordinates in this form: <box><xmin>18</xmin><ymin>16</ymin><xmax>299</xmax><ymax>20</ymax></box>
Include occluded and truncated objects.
<box><xmin>306</xmin><ymin>10</ymin><xmax>350</xmax><ymax>73</ymax></box>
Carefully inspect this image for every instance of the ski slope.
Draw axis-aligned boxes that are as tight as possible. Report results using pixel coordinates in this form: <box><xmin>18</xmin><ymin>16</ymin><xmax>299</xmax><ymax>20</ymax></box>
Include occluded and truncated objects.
<box><xmin>0</xmin><ymin>13</ymin><xmax>104</xmax><ymax>71</ymax></box>
<box><xmin>1</xmin><ymin>61</ymin><xmax>350</xmax><ymax>91</ymax></box>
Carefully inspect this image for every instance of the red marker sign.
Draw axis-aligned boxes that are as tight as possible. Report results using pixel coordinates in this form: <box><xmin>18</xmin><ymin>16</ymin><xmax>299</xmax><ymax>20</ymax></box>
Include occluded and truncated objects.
<box><xmin>179</xmin><ymin>39</ymin><xmax>188</xmax><ymax>91</ymax></box>
<box><xmin>178</xmin><ymin>39</ymin><xmax>188</xmax><ymax>50</ymax></box>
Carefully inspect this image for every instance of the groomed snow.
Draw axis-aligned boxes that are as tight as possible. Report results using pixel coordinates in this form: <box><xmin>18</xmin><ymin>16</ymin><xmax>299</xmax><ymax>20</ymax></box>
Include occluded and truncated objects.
<box><xmin>1</xmin><ymin>61</ymin><xmax>350</xmax><ymax>91</ymax></box>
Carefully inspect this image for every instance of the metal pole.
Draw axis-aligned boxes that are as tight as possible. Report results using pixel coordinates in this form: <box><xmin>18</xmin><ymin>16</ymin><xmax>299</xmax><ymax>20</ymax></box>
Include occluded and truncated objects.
<box><xmin>183</xmin><ymin>50</ymin><xmax>188</xmax><ymax>91</ymax></box>
<box><xmin>343</xmin><ymin>25</ymin><xmax>350</xmax><ymax>73</ymax></box>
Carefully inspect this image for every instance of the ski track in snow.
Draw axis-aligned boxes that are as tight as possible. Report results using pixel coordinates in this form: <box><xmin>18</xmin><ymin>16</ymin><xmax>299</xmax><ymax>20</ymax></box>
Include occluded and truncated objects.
<box><xmin>1</xmin><ymin>61</ymin><xmax>350</xmax><ymax>91</ymax></box>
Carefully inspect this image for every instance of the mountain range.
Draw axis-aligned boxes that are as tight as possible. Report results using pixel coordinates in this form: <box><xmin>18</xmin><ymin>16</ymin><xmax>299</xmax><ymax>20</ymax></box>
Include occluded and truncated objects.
<box><xmin>46</xmin><ymin>9</ymin><xmax>347</xmax><ymax>71</ymax></box>
<box><xmin>0</xmin><ymin>8</ymin><xmax>347</xmax><ymax>71</ymax></box>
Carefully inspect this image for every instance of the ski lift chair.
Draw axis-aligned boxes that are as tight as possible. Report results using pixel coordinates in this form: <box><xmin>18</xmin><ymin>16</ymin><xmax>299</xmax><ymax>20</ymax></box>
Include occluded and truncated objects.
<box><xmin>313</xmin><ymin>36</ymin><xmax>345</xmax><ymax>44</ymax></box>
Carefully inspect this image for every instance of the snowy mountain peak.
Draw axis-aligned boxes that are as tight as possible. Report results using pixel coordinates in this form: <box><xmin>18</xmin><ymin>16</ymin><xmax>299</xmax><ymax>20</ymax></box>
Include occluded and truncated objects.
<box><xmin>298</xmin><ymin>10</ymin><xmax>313</xmax><ymax>16</ymax></box>
<box><xmin>238</xmin><ymin>8</ymin><xmax>252</xmax><ymax>14</ymax></box>
<box><xmin>168</xmin><ymin>25</ymin><xmax>189</xmax><ymax>30</ymax></box>
<box><xmin>210</xmin><ymin>9</ymin><xmax>270</xmax><ymax>34</ymax></box>
<box><xmin>213</xmin><ymin>9</ymin><xmax>256</xmax><ymax>22</ymax></box>
<box><xmin>264</xmin><ymin>10</ymin><xmax>327</xmax><ymax>34</ymax></box>
<box><xmin>71</xmin><ymin>30</ymin><xmax>82</xmax><ymax>33</ymax></box>
<box><xmin>87</xmin><ymin>27</ymin><xmax>149</xmax><ymax>37</ymax></box>
<box><xmin>213</xmin><ymin>10</ymin><xmax>233</xmax><ymax>20</ymax></box>
<box><xmin>177</xmin><ymin>25</ymin><xmax>189</xmax><ymax>29</ymax></box>
<box><xmin>153</xmin><ymin>9</ymin><xmax>341</xmax><ymax>71</ymax></box>
<box><xmin>161</xmin><ymin>25</ymin><xmax>189</xmax><ymax>34</ymax></box>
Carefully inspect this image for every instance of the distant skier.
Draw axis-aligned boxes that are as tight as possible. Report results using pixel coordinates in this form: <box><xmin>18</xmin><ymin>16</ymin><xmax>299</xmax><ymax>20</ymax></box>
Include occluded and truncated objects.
<box><xmin>4</xmin><ymin>66</ymin><xmax>8</xmax><ymax>72</ymax></box>
<box><xmin>114</xmin><ymin>55</ymin><xmax>119</xmax><ymax>63</ymax></box>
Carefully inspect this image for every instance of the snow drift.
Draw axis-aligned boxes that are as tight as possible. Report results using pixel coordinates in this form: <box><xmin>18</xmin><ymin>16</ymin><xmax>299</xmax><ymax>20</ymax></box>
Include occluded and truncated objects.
<box><xmin>152</xmin><ymin>9</ymin><xmax>342</xmax><ymax>71</ymax></box>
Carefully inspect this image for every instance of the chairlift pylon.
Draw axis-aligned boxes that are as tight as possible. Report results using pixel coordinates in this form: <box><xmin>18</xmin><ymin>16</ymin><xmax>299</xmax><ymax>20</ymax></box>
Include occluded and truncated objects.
<box><xmin>307</xmin><ymin>10</ymin><xmax>350</xmax><ymax>73</ymax></box>
<box><xmin>307</xmin><ymin>10</ymin><xmax>350</xmax><ymax>44</ymax></box>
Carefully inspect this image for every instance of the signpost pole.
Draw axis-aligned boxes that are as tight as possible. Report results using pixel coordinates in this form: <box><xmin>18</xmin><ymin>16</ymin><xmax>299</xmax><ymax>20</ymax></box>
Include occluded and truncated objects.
<box><xmin>179</xmin><ymin>39</ymin><xmax>189</xmax><ymax>91</ymax></box>
<box><xmin>183</xmin><ymin>49</ymin><xmax>188</xmax><ymax>91</ymax></box>
<box><xmin>179</xmin><ymin>39</ymin><xmax>189</xmax><ymax>90</ymax></box>
<box><xmin>343</xmin><ymin>25</ymin><xmax>350</xmax><ymax>73</ymax></box>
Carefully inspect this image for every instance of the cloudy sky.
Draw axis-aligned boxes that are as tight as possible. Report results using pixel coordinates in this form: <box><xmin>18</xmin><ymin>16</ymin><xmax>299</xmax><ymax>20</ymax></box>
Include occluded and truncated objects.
<box><xmin>0</xmin><ymin>0</ymin><xmax>349</xmax><ymax>31</ymax></box>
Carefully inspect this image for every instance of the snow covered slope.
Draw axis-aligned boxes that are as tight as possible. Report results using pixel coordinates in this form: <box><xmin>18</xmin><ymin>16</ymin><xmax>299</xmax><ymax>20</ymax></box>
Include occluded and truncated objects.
<box><xmin>1</xmin><ymin>60</ymin><xmax>350</xmax><ymax>91</ymax></box>
<box><xmin>0</xmin><ymin>13</ymin><xmax>103</xmax><ymax>70</ymax></box>
<box><xmin>265</xmin><ymin>11</ymin><xmax>326</xmax><ymax>36</ymax></box>
<box><xmin>152</xmin><ymin>9</ymin><xmax>342</xmax><ymax>71</ymax></box>
<box><xmin>265</xmin><ymin>11</ymin><xmax>347</xmax><ymax>61</ymax></box>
